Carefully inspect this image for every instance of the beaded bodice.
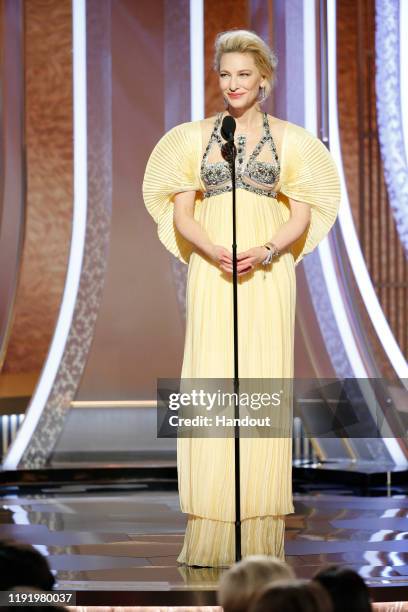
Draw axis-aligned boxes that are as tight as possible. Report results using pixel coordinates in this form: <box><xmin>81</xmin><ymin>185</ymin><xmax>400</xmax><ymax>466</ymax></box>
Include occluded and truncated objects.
<box><xmin>200</xmin><ymin>112</ymin><xmax>280</xmax><ymax>199</ymax></box>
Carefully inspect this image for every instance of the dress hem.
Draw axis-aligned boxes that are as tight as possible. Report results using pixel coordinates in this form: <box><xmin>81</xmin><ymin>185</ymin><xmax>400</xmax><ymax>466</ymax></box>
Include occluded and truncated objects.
<box><xmin>179</xmin><ymin>506</ymin><xmax>295</xmax><ymax>522</ymax></box>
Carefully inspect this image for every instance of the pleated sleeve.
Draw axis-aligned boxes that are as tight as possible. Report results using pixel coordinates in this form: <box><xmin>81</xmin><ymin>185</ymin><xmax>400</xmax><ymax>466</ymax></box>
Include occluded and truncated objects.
<box><xmin>142</xmin><ymin>121</ymin><xmax>202</xmax><ymax>264</ymax></box>
<box><xmin>277</xmin><ymin>123</ymin><xmax>341</xmax><ymax>266</ymax></box>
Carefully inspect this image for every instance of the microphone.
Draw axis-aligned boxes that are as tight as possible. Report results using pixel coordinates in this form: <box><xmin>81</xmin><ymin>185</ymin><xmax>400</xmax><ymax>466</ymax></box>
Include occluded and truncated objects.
<box><xmin>221</xmin><ymin>116</ymin><xmax>236</xmax><ymax>142</ymax></box>
<box><xmin>221</xmin><ymin>116</ymin><xmax>236</xmax><ymax>163</ymax></box>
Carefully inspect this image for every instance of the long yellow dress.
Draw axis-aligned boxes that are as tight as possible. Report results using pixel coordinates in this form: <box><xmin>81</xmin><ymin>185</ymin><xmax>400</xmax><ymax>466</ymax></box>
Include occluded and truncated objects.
<box><xmin>143</xmin><ymin>112</ymin><xmax>341</xmax><ymax>567</ymax></box>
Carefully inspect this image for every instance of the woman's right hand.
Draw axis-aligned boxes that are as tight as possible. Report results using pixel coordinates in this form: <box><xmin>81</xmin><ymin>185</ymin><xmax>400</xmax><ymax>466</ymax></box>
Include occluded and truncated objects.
<box><xmin>208</xmin><ymin>245</ymin><xmax>233</xmax><ymax>273</ymax></box>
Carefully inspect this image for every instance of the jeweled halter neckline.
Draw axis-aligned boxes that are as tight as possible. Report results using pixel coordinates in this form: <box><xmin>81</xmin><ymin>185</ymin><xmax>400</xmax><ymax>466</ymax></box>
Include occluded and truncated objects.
<box><xmin>200</xmin><ymin>112</ymin><xmax>281</xmax><ymax>199</ymax></box>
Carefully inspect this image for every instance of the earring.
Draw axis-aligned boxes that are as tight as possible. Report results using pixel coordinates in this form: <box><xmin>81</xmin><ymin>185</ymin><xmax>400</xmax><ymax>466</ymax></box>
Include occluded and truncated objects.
<box><xmin>258</xmin><ymin>86</ymin><xmax>266</xmax><ymax>103</ymax></box>
<box><xmin>223</xmin><ymin>95</ymin><xmax>229</xmax><ymax>108</ymax></box>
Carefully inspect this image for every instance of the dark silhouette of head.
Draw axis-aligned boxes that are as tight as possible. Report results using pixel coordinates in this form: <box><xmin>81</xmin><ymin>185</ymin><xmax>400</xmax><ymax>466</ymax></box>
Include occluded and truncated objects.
<box><xmin>249</xmin><ymin>578</ymin><xmax>333</xmax><ymax>612</ymax></box>
<box><xmin>313</xmin><ymin>565</ymin><xmax>372</xmax><ymax>612</ymax></box>
<box><xmin>0</xmin><ymin>540</ymin><xmax>55</xmax><ymax>591</ymax></box>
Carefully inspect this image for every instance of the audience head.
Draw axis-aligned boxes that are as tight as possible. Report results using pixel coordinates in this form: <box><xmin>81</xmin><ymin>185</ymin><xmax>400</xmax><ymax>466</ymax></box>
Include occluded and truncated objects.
<box><xmin>249</xmin><ymin>578</ymin><xmax>333</xmax><ymax>612</ymax></box>
<box><xmin>313</xmin><ymin>565</ymin><xmax>372</xmax><ymax>612</ymax></box>
<box><xmin>218</xmin><ymin>555</ymin><xmax>295</xmax><ymax>612</ymax></box>
<box><xmin>0</xmin><ymin>540</ymin><xmax>55</xmax><ymax>591</ymax></box>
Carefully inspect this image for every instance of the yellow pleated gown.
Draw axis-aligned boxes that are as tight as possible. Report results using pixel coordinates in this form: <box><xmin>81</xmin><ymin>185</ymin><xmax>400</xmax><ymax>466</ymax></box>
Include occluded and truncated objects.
<box><xmin>143</xmin><ymin>114</ymin><xmax>341</xmax><ymax>567</ymax></box>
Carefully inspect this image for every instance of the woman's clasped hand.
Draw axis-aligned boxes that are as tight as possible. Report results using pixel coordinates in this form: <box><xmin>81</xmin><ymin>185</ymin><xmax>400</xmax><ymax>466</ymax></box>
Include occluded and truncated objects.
<box><xmin>210</xmin><ymin>244</ymin><xmax>269</xmax><ymax>276</ymax></box>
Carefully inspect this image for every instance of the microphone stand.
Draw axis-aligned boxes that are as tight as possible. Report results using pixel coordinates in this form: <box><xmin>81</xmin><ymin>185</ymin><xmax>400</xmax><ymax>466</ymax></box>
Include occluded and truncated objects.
<box><xmin>222</xmin><ymin>133</ymin><xmax>241</xmax><ymax>562</ymax></box>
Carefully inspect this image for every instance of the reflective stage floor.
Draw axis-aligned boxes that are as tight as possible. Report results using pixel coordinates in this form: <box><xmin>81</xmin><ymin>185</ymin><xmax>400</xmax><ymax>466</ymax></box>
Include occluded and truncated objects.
<box><xmin>1</xmin><ymin>484</ymin><xmax>408</xmax><ymax>604</ymax></box>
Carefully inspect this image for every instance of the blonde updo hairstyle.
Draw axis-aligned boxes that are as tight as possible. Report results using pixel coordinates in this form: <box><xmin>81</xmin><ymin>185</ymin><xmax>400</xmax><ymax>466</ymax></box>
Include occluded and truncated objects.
<box><xmin>214</xmin><ymin>29</ymin><xmax>278</xmax><ymax>100</ymax></box>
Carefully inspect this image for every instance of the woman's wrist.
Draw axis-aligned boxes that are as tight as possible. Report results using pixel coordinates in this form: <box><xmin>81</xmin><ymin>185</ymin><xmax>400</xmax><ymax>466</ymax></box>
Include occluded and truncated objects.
<box><xmin>265</xmin><ymin>240</ymin><xmax>280</xmax><ymax>254</ymax></box>
<box><xmin>261</xmin><ymin>241</ymin><xmax>280</xmax><ymax>265</ymax></box>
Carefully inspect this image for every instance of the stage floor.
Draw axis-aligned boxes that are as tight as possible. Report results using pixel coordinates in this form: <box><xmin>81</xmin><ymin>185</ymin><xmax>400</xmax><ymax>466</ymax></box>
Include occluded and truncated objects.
<box><xmin>1</xmin><ymin>485</ymin><xmax>408</xmax><ymax>603</ymax></box>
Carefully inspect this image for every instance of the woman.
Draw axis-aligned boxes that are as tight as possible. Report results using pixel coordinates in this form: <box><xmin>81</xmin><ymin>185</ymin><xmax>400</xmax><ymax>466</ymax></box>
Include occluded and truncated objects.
<box><xmin>143</xmin><ymin>29</ymin><xmax>341</xmax><ymax>567</ymax></box>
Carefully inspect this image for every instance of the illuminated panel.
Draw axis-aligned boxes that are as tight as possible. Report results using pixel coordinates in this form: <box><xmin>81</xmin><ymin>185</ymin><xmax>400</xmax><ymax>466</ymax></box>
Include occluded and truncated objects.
<box><xmin>3</xmin><ymin>0</ymin><xmax>88</xmax><ymax>469</ymax></box>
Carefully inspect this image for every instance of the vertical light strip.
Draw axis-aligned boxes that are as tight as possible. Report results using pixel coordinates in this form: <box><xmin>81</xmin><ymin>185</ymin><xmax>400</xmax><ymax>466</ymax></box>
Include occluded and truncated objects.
<box><xmin>327</xmin><ymin>0</ymin><xmax>408</xmax><ymax>384</ymax></box>
<box><xmin>3</xmin><ymin>0</ymin><xmax>88</xmax><ymax>469</ymax></box>
<box><xmin>400</xmin><ymin>0</ymin><xmax>408</xmax><ymax>161</ymax></box>
<box><xmin>303</xmin><ymin>0</ymin><xmax>367</xmax><ymax>377</ymax></box>
<box><xmin>189</xmin><ymin>0</ymin><xmax>204</xmax><ymax>120</ymax></box>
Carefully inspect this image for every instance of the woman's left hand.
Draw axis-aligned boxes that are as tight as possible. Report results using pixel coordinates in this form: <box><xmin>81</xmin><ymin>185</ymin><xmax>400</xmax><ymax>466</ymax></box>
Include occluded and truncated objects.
<box><xmin>235</xmin><ymin>246</ymin><xmax>268</xmax><ymax>276</ymax></box>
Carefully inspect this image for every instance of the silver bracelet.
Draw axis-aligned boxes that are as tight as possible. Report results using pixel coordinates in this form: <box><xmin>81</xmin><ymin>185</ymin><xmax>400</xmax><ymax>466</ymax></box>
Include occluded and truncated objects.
<box><xmin>261</xmin><ymin>242</ymin><xmax>280</xmax><ymax>265</ymax></box>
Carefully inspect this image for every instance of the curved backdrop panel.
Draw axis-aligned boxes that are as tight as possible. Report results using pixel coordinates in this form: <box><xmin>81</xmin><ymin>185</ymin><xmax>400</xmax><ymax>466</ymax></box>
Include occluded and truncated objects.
<box><xmin>1</xmin><ymin>0</ymin><xmax>73</xmax><ymax>384</ymax></box>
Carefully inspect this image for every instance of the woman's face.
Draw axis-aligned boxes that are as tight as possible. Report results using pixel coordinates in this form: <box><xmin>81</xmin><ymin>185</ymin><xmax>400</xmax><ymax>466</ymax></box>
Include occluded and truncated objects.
<box><xmin>219</xmin><ymin>52</ymin><xmax>265</xmax><ymax>111</ymax></box>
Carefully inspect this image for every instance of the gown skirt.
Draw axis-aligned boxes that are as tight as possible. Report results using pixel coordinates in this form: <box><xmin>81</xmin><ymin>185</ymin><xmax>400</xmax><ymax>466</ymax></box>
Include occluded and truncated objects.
<box><xmin>176</xmin><ymin>188</ymin><xmax>295</xmax><ymax>567</ymax></box>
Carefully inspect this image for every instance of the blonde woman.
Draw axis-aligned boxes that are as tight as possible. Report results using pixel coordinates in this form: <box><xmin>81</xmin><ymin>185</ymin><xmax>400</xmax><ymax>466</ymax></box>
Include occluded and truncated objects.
<box><xmin>143</xmin><ymin>29</ymin><xmax>340</xmax><ymax>567</ymax></box>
